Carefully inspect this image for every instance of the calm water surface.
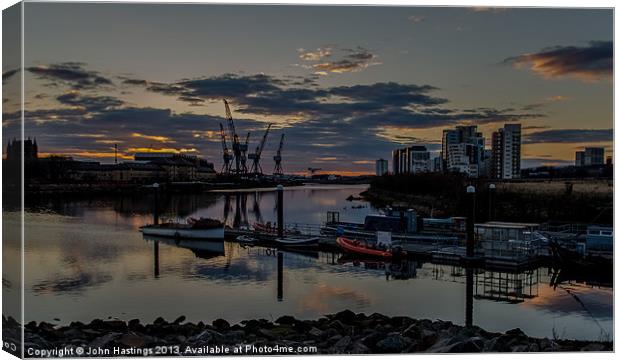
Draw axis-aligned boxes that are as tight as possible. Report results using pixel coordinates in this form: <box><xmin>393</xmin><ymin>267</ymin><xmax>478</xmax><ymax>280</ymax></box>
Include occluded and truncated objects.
<box><xmin>6</xmin><ymin>185</ymin><xmax>613</xmax><ymax>341</ymax></box>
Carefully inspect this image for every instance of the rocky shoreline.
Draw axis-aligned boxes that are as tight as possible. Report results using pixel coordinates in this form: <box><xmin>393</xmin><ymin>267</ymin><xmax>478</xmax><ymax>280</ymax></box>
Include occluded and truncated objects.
<box><xmin>4</xmin><ymin>312</ymin><xmax>611</xmax><ymax>356</ymax></box>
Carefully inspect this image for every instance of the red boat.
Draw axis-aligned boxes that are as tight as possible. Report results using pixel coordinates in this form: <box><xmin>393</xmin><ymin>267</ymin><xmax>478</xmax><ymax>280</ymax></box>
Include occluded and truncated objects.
<box><xmin>336</xmin><ymin>237</ymin><xmax>405</xmax><ymax>258</ymax></box>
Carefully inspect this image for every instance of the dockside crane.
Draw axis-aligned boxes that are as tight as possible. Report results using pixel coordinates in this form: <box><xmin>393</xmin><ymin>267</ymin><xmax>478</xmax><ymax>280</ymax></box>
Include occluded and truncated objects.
<box><xmin>273</xmin><ymin>134</ymin><xmax>285</xmax><ymax>176</ymax></box>
<box><xmin>240</xmin><ymin>132</ymin><xmax>250</xmax><ymax>174</ymax></box>
<box><xmin>248</xmin><ymin>123</ymin><xmax>272</xmax><ymax>175</ymax></box>
<box><xmin>219</xmin><ymin>123</ymin><xmax>233</xmax><ymax>173</ymax></box>
<box><xmin>223</xmin><ymin>99</ymin><xmax>245</xmax><ymax>175</ymax></box>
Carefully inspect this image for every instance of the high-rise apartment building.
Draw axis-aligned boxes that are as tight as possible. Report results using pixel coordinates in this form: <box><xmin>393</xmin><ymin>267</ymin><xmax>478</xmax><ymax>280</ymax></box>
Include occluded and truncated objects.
<box><xmin>375</xmin><ymin>159</ymin><xmax>389</xmax><ymax>176</ymax></box>
<box><xmin>392</xmin><ymin>145</ymin><xmax>431</xmax><ymax>174</ymax></box>
<box><xmin>491</xmin><ymin>124</ymin><xmax>521</xmax><ymax>179</ymax></box>
<box><xmin>441</xmin><ymin>125</ymin><xmax>486</xmax><ymax>177</ymax></box>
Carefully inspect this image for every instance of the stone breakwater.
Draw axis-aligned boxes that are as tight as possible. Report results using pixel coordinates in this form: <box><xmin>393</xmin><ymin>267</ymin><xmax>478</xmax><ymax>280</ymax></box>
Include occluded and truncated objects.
<box><xmin>4</xmin><ymin>312</ymin><xmax>611</xmax><ymax>356</ymax></box>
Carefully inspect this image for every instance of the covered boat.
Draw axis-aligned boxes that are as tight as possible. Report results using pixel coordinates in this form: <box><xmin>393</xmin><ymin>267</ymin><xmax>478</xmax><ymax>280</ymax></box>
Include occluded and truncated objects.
<box><xmin>336</xmin><ymin>237</ymin><xmax>405</xmax><ymax>258</ymax></box>
<box><xmin>141</xmin><ymin>217</ymin><xmax>224</xmax><ymax>239</ymax></box>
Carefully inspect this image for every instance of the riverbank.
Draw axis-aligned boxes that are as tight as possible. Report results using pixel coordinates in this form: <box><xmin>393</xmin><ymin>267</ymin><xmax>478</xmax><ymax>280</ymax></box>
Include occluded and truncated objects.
<box><xmin>363</xmin><ymin>175</ymin><xmax>613</xmax><ymax>224</ymax></box>
<box><xmin>5</xmin><ymin>311</ymin><xmax>611</xmax><ymax>356</ymax></box>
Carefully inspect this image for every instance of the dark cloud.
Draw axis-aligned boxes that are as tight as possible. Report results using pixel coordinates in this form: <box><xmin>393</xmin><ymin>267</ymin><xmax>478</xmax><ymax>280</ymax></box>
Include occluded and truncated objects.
<box><xmin>524</xmin><ymin>129</ymin><xmax>612</xmax><ymax>144</ymax></box>
<box><xmin>2</xmin><ymin>68</ymin><xmax>18</xmax><ymax>83</ymax></box>
<box><xmin>27</xmin><ymin>62</ymin><xmax>113</xmax><ymax>89</ymax></box>
<box><xmin>120</xmin><ymin>77</ymin><xmax>148</xmax><ymax>86</ymax></box>
<box><xmin>57</xmin><ymin>92</ymin><xmax>124</xmax><ymax>112</ymax></box>
<box><xmin>504</xmin><ymin>41</ymin><xmax>612</xmax><ymax>81</ymax></box>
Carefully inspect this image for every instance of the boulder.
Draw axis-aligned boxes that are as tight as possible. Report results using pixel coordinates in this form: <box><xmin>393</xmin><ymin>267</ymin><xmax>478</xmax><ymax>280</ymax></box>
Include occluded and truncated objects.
<box><xmin>375</xmin><ymin>334</ymin><xmax>413</xmax><ymax>353</ymax></box>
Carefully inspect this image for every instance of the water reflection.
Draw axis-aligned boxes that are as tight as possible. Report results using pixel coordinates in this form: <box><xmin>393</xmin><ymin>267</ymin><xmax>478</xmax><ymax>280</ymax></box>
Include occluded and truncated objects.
<box><xmin>20</xmin><ymin>185</ymin><xmax>613</xmax><ymax>340</ymax></box>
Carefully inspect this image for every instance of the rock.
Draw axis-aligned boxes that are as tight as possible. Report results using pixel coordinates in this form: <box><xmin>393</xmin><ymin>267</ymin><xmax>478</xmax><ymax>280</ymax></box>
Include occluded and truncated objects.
<box><xmin>333</xmin><ymin>310</ymin><xmax>357</xmax><ymax>324</ymax></box>
<box><xmin>103</xmin><ymin>320</ymin><xmax>127</xmax><ymax>332</ymax></box>
<box><xmin>257</xmin><ymin>328</ymin><xmax>276</xmax><ymax>340</ymax></box>
<box><xmin>308</xmin><ymin>327</ymin><xmax>324</xmax><ymax>338</ymax></box>
<box><xmin>89</xmin><ymin>332</ymin><xmax>121</xmax><ymax>348</ymax></box>
<box><xmin>212</xmin><ymin>318</ymin><xmax>230</xmax><ymax>330</ymax></box>
<box><xmin>506</xmin><ymin>328</ymin><xmax>526</xmax><ymax>336</ymax></box>
<box><xmin>118</xmin><ymin>333</ymin><xmax>146</xmax><ymax>347</ymax></box>
<box><xmin>275</xmin><ymin>315</ymin><xmax>296</xmax><ymax>325</ymax></box>
<box><xmin>188</xmin><ymin>329</ymin><xmax>223</xmax><ymax>344</ymax></box>
<box><xmin>375</xmin><ymin>334</ymin><xmax>412</xmax><ymax>353</ymax></box>
<box><xmin>428</xmin><ymin>336</ymin><xmax>484</xmax><ymax>353</ymax></box>
<box><xmin>511</xmin><ymin>343</ymin><xmax>540</xmax><ymax>352</ymax></box>
<box><xmin>173</xmin><ymin>316</ymin><xmax>186</xmax><ymax>324</ymax></box>
<box><xmin>153</xmin><ymin>317</ymin><xmax>167</xmax><ymax>325</ymax></box>
<box><xmin>330</xmin><ymin>335</ymin><xmax>351</xmax><ymax>353</ymax></box>
<box><xmin>349</xmin><ymin>341</ymin><xmax>370</xmax><ymax>354</ymax></box>
<box><xmin>361</xmin><ymin>331</ymin><xmax>386</xmax><ymax>349</ymax></box>
<box><xmin>581</xmin><ymin>343</ymin><xmax>607</xmax><ymax>351</ymax></box>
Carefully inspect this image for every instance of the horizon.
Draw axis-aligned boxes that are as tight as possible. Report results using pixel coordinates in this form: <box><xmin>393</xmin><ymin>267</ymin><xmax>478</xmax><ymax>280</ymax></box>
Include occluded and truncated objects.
<box><xmin>2</xmin><ymin>4</ymin><xmax>613</xmax><ymax>175</ymax></box>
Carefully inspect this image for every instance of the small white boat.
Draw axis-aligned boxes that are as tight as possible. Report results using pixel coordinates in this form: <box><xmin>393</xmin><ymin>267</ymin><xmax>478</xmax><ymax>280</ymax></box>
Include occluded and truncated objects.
<box><xmin>141</xmin><ymin>218</ymin><xmax>224</xmax><ymax>239</ymax></box>
<box><xmin>236</xmin><ymin>235</ymin><xmax>259</xmax><ymax>244</ymax></box>
<box><xmin>275</xmin><ymin>236</ymin><xmax>319</xmax><ymax>247</ymax></box>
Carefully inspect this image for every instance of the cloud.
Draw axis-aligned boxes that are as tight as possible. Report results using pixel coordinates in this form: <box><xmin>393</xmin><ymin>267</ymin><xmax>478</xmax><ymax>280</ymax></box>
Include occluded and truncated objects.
<box><xmin>524</xmin><ymin>129</ymin><xmax>612</xmax><ymax>144</ymax></box>
<box><xmin>297</xmin><ymin>47</ymin><xmax>332</xmax><ymax>61</ymax></box>
<box><xmin>56</xmin><ymin>92</ymin><xmax>124</xmax><ymax>112</ymax></box>
<box><xmin>503</xmin><ymin>41</ymin><xmax>612</xmax><ymax>82</ymax></box>
<box><xmin>2</xmin><ymin>68</ymin><xmax>18</xmax><ymax>84</ymax></box>
<box><xmin>131</xmin><ymin>132</ymin><xmax>175</xmax><ymax>143</ymax></box>
<box><xmin>298</xmin><ymin>46</ymin><xmax>380</xmax><ymax>75</ymax></box>
<box><xmin>27</xmin><ymin>62</ymin><xmax>113</xmax><ymax>89</ymax></box>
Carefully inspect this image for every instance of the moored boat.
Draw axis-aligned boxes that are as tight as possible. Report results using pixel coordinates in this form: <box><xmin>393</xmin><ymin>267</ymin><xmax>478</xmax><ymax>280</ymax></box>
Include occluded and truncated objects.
<box><xmin>236</xmin><ymin>235</ymin><xmax>259</xmax><ymax>244</ymax></box>
<box><xmin>336</xmin><ymin>236</ymin><xmax>406</xmax><ymax>258</ymax></box>
<box><xmin>274</xmin><ymin>236</ymin><xmax>319</xmax><ymax>248</ymax></box>
<box><xmin>141</xmin><ymin>217</ymin><xmax>224</xmax><ymax>239</ymax></box>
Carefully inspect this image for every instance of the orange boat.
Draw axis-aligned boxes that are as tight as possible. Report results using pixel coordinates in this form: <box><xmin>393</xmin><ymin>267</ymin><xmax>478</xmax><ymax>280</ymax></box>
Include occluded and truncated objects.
<box><xmin>336</xmin><ymin>237</ymin><xmax>405</xmax><ymax>258</ymax></box>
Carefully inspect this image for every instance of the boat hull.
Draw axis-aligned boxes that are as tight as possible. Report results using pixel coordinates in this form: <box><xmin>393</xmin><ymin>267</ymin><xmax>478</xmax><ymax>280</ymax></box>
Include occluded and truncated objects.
<box><xmin>141</xmin><ymin>226</ymin><xmax>224</xmax><ymax>239</ymax></box>
<box><xmin>336</xmin><ymin>237</ymin><xmax>399</xmax><ymax>258</ymax></box>
<box><xmin>274</xmin><ymin>237</ymin><xmax>319</xmax><ymax>248</ymax></box>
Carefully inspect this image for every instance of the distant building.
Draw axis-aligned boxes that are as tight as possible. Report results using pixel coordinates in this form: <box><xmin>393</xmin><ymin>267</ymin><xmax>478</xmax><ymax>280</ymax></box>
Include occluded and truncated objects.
<box><xmin>392</xmin><ymin>145</ymin><xmax>431</xmax><ymax>174</ymax></box>
<box><xmin>575</xmin><ymin>147</ymin><xmax>605</xmax><ymax>167</ymax></box>
<box><xmin>6</xmin><ymin>138</ymin><xmax>38</xmax><ymax>161</ymax></box>
<box><xmin>575</xmin><ymin>151</ymin><xmax>585</xmax><ymax>167</ymax></box>
<box><xmin>375</xmin><ymin>159</ymin><xmax>388</xmax><ymax>176</ymax></box>
<box><xmin>441</xmin><ymin>125</ymin><xmax>486</xmax><ymax>177</ymax></box>
<box><xmin>491</xmin><ymin>124</ymin><xmax>521</xmax><ymax>179</ymax></box>
<box><xmin>432</xmin><ymin>156</ymin><xmax>443</xmax><ymax>172</ymax></box>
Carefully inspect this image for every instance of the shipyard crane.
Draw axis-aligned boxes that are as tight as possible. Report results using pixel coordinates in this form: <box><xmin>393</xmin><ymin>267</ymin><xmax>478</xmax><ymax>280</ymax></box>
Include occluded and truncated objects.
<box><xmin>248</xmin><ymin>123</ymin><xmax>272</xmax><ymax>175</ymax></box>
<box><xmin>239</xmin><ymin>132</ymin><xmax>250</xmax><ymax>174</ymax></box>
<box><xmin>223</xmin><ymin>99</ymin><xmax>244</xmax><ymax>175</ymax></box>
<box><xmin>273</xmin><ymin>134</ymin><xmax>285</xmax><ymax>176</ymax></box>
<box><xmin>219</xmin><ymin>123</ymin><xmax>233</xmax><ymax>173</ymax></box>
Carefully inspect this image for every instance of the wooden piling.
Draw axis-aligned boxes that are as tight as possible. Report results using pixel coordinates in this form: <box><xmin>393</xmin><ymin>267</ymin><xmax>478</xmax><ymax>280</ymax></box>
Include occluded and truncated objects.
<box><xmin>277</xmin><ymin>185</ymin><xmax>284</xmax><ymax>238</ymax></box>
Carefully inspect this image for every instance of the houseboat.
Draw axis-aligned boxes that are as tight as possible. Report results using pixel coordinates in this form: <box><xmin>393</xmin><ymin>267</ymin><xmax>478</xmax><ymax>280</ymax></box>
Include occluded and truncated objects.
<box><xmin>321</xmin><ymin>210</ymin><xmax>458</xmax><ymax>242</ymax></box>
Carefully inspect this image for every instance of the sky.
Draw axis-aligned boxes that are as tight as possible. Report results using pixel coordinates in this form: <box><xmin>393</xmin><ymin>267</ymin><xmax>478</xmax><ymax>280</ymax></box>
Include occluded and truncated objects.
<box><xmin>2</xmin><ymin>3</ymin><xmax>614</xmax><ymax>175</ymax></box>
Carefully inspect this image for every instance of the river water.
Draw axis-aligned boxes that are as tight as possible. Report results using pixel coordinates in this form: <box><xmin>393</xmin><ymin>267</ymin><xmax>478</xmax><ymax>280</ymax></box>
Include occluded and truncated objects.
<box><xmin>4</xmin><ymin>185</ymin><xmax>613</xmax><ymax>341</ymax></box>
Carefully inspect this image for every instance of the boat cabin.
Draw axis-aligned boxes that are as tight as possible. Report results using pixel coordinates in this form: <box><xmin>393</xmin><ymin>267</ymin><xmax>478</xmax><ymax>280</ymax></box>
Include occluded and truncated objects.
<box><xmin>474</xmin><ymin>222</ymin><xmax>540</xmax><ymax>242</ymax></box>
<box><xmin>586</xmin><ymin>225</ymin><xmax>613</xmax><ymax>252</ymax></box>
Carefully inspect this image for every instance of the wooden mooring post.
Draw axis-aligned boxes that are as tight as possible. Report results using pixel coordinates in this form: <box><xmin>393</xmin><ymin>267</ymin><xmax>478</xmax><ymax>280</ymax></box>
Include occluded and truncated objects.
<box><xmin>277</xmin><ymin>185</ymin><xmax>284</xmax><ymax>238</ymax></box>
